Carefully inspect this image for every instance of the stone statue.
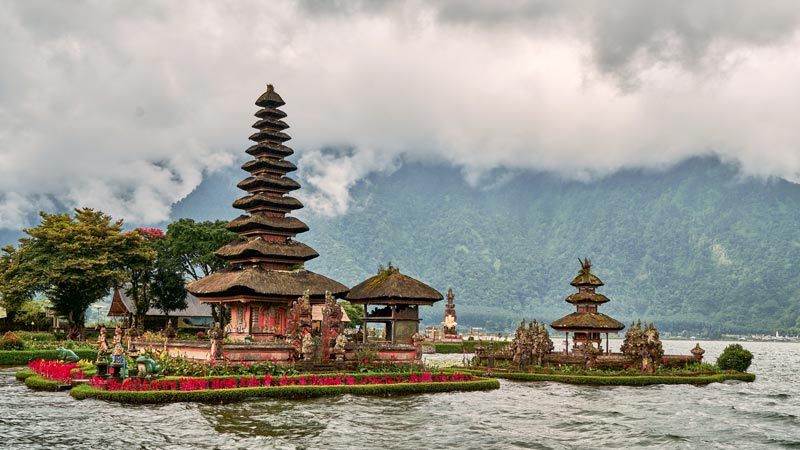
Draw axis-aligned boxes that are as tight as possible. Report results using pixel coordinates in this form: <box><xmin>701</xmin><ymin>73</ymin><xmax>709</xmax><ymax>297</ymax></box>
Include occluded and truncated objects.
<box><xmin>164</xmin><ymin>319</ymin><xmax>177</xmax><ymax>339</ymax></box>
<box><xmin>135</xmin><ymin>356</ymin><xmax>161</xmax><ymax>378</ymax></box>
<box><xmin>57</xmin><ymin>347</ymin><xmax>80</xmax><ymax>363</ymax></box>
<box><xmin>301</xmin><ymin>332</ymin><xmax>314</xmax><ymax>361</ymax></box>
<box><xmin>112</xmin><ymin>326</ymin><xmax>125</xmax><ymax>364</ymax></box>
<box><xmin>334</xmin><ymin>332</ymin><xmax>347</xmax><ymax>354</ymax></box>
<box><xmin>209</xmin><ymin>322</ymin><xmax>224</xmax><ymax>361</ymax></box>
<box><xmin>691</xmin><ymin>343</ymin><xmax>706</xmax><ymax>362</ymax></box>
<box><xmin>96</xmin><ymin>326</ymin><xmax>109</xmax><ymax>357</ymax></box>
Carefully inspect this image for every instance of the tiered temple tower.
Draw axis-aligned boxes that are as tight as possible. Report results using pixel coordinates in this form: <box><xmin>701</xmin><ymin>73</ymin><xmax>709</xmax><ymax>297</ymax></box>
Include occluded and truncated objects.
<box><xmin>442</xmin><ymin>288</ymin><xmax>457</xmax><ymax>335</ymax></box>
<box><xmin>550</xmin><ymin>259</ymin><xmax>624</xmax><ymax>354</ymax></box>
<box><xmin>187</xmin><ymin>84</ymin><xmax>348</xmax><ymax>341</ymax></box>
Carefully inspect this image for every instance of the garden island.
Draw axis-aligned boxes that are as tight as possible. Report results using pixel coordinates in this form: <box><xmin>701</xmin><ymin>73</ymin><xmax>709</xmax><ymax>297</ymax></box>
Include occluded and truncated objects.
<box><xmin>3</xmin><ymin>85</ymin><xmax>753</xmax><ymax>404</ymax></box>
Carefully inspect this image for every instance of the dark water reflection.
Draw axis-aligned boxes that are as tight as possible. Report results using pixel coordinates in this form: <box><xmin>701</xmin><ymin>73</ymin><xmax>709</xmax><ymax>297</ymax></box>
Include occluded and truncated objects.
<box><xmin>2</xmin><ymin>340</ymin><xmax>799</xmax><ymax>449</ymax></box>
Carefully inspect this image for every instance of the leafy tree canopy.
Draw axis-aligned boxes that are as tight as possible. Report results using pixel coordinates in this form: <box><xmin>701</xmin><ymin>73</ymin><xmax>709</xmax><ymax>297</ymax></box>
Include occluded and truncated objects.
<box><xmin>0</xmin><ymin>208</ymin><xmax>145</xmax><ymax>331</ymax></box>
<box><xmin>164</xmin><ymin>219</ymin><xmax>239</xmax><ymax>281</ymax></box>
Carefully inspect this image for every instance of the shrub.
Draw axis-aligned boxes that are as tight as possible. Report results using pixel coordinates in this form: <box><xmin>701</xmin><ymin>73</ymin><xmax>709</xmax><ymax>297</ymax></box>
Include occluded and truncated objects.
<box><xmin>716</xmin><ymin>344</ymin><xmax>754</xmax><ymax>372</ymax></box>
<box><xmin>0</xmin><ymin>349</ymin><xmax>97</xmax><ymax>365</ymax></box>
<box><xmin>0</xmin><ymin>331</ymin><xmax>25</xmax><ymax>350</ymax></box>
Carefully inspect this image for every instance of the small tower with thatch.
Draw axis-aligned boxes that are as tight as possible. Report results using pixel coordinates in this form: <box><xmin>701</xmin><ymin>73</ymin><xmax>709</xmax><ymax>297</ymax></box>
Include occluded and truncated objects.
<box><xmin>550</xmin><ymin>258</ymin><xmax>624</xmax><ymax>354</ymax></box>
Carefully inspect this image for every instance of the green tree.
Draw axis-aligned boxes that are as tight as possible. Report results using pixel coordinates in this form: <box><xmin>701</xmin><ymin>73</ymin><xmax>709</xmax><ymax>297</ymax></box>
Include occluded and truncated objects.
<box><xmin>717</xmin><ymin>343</ymin><xmax>754</xmax><ymax>372</ymax></box>
<box><xmin>164</xmin><ymin>219</ymin><xmax>239</xmax><ymax>327</ymax></box>
<box><xmin>0</xmin><ymin>208</ymin><xmax>143</xmax><ymax>334</ymax></box>
<box><xmin>164</xmin><ymin>219</ymin><xmax>238</xmax><ymax>281</ymax></box>
<box><xmin>123</xmin><ymin>228</ymin><xmax>187</xmax><ymax>331</ymax></box>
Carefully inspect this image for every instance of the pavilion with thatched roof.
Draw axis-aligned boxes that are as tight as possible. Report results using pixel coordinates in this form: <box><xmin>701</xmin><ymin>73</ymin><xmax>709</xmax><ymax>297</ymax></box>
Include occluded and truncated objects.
<box><xmin>345</xmin><ymin>264</ymin><xmax>443</xmax><ymax>345</ymax></box>
<box><xmin>550</xmin><ymin>258</ymin><xmax>625</xmax><ymax>354</ymax></box>
<box><xmin>186</xmin><ymin>84</ymin><xmax>348</xmax><ymax>341</ymax></box>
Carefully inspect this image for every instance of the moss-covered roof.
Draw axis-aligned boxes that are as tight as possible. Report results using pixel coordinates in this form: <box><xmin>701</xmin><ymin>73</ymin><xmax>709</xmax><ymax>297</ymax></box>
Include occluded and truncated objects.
<box><xmin>241</xmin><ymin>157</ymin><xmax>297</xmax><ymax>174</ymax></box>
<box><xmin>346</xmin><ymin>268</ymin><xmax>443</xmax><ymax>305</ymax></box>
<box><xmin>570</xmin><ymin>258</ymin><xmax>604</xmax><ymax>286</ymax></box>
<box><xmin>186</xmin><ymin>267</ymin><xmax>348</xmax><ymax>299</ymax></box>
<box><xmin>255</xmin><ymin>84</ymin><xmax>285</xmax><ymax>108</ymax></box>
<box><xmin>550</xmin><ymin>312</ymin><xmax>625</xmax><ymax>331</ymax></box>
<box><xmin>215</xmin><ymin>238</ymin><xmax>319</xmax><ymax>262</ymax></box>
<box><xmin>565</xmin><ymin>292</ymin><xmax>610</xmax><ymax>305</ymax></box>
<box><xmin>232</xmin><ymin>193</ymin><xmax>303</xmax><ymax>212</ymax></box>
<box><xmin>226</xmin><ymin>214</ymin><xmax>309</xmax><ymax>235</ymax></box>
<box><xmin>252</xmin><ymin>117</ymin><xmax>289</xmax><ymax>131</ymax></box>
<box><xmin>245</xmin><ymin>143</ymin><xmax>294</xmax><ymax>158</ymax></box>
<box><xmin>249</xmin><ymin>128</ymin><xmax>291</xmax><ymax>143</ymax></box>
<box><xmin>237</xmin><ymin>175</ymin><xmax>301</xmax><ymax>193</ymax></box>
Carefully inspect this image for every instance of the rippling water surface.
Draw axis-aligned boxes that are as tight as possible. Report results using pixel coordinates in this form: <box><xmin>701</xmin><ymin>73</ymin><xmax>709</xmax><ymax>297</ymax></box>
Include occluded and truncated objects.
<box><xmin>2</xmin><ymin>340</ymin><xmax>798</xmax><ymax>449</ymax></box>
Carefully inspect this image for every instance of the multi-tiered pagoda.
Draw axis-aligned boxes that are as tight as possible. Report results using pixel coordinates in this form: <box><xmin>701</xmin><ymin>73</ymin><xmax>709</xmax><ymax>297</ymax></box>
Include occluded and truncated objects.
<box><xmin>550</xmin><ymin>259</ymin><xmax>624</xmax><ymax>354</ymax></box>
<box><xmin>186</xmin><ymin>84</ymin><xmax>348</xmax><ymax>341</ymax></box>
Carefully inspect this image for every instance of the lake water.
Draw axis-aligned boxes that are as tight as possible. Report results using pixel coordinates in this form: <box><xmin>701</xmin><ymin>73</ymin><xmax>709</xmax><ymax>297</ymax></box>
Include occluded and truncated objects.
<box><xmin>1</xmin><ymin>340</ymin><xmax>798</xmax><ymax>449</ymax></box>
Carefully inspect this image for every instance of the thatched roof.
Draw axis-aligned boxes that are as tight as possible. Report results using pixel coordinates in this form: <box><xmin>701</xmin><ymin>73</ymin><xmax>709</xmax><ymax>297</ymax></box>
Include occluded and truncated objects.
<box><xmin>252</xmin><ymin>118</ymin><xmax>289</xmax><ymax>131</ymax></box>
<box><xmin>245</xmin><ymin>143</ymin><xmax>293</xmax><ymax>158</ymax></box>
<box><xmin>570</xmin><ymin>258</ymin><xmax>604</xmax><ymax>287</ymax></box>
<box><xmin>255</xmin><ymin>106</ymin><xmax>287</xmax><ymax>119</ymax></box>
<box><xmin>108</xmin><ymin>288</ymin><xmax>212</xmax><ymax>318</ymax></box>
<box><xmin>215</xmin><ymin>238</ymin><xmax>318</xmax><ymax>262</ymax></box>
<box><xmin>232</xmin><ymin>193</ymin><xmax>303</xmax><ymax>212</ymax></box>
<box><xmin>186</xmin><ymin>267</ymin><xmax>349</xmax><ymax>299</ymax></box>
<box><xmin>226</xmin><ymin>214</ymin><xmax>309</xmax><ymax>235</ymax></box>
<box><xmin>237</xmin><ymin>175</ymin><xmax>301</xmax><ymax>192</ymax></box>
<box><xmin>346</xmin><ymin>268</ymin><xmax>443</xmax><ymax>305</ymax></box>
<box><xmin>550</xmin><ymin>312</ymin><xmax>625</xmax><ymax>331</ymax></box>
<box><xmin>241</xmin><ymin>158</ymin><xmax>297</xmax><ymax>174</ymax></box>
<box><xmin>249</xmin><ymin>129</ymin><xmax>291</xmax><ymax>143</ymax></box>
<box><xmin>255</xmin><ymin>84</ymin><xmax>285</xmax><ymax>108</ymax></box>
<box><xmin>565</xmin><ymin>292</ymin><xmax>610</xmax><ymax>305</ymax></box>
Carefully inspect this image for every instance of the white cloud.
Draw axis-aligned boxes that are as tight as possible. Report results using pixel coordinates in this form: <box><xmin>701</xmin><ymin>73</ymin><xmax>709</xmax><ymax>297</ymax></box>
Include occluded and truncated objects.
<box><xmin>1</xmin><ymin>1</ymin><xmax>800</xmax><ymax>227</ymax></box>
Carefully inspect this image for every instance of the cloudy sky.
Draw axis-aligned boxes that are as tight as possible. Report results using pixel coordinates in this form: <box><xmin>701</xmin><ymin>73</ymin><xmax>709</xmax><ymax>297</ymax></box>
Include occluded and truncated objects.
<box><xmin>2</xmin><ymin>0</ymin><xmax>800</xmax><ymax>227</ymax></box>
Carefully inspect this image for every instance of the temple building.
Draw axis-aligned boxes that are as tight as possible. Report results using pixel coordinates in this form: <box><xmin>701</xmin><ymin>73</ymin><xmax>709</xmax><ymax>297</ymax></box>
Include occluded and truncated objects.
<box><xmin>550</xmin><ymin>259</ymin><xmax>625</xmax><ymax>354</ymax></box>
<box><xmin>346</xmin><ymin>264</ymin><xmax>443</xmax><ymax>345</ymax></box>
<box><xmin>186</xmin><ymin>84</ymin><xmax>348</xmax><ymax>341</ymax></box>
<box><xmin>442</xmin><ymin>288</ymin><xmax>457</xmax><ymax>336</ymax></box>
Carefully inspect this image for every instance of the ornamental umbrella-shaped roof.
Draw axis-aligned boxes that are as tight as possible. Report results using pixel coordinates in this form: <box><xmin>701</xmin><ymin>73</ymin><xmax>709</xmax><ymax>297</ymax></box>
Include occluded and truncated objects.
<box><xmin>215</xmin><ymin>238</ymin><xmax>319</xmax><ymax>262</ymax></box>
<box><xmin>345</xmin><ymin>266</ymin><xmax>443</xmax><ymax>305</ymax></box>
<box><xmin>565</xmin><ymin>292</ymin><xmax>610</xmax><ymax>305</ymax></box>
<box><xmin>550</xmin><ymin>312</ymin><xmax>625</xmax><ymax>331</ymax></box>
<box><xmin>570</xmin><ymin>258</ymin><xmax>604</xmax><ymax>286</ymax></box>
<box><xmin>186</xmin><ymin>267</ymin><xmax>348</xmax><ymax>299</ymax></box>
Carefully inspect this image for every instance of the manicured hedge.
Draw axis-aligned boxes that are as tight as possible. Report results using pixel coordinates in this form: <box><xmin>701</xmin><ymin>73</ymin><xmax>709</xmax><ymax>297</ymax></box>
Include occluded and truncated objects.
<box><xmin>0</xmin><ymin>349</ymin><xmax>96</xmax><ymax>366</ymax></box>
<box><xmin>24</xmin><ymin>374</ymin><xmax>66</xmax><ymax>392</ymax></box>
<box><xmin>458</xmin><ymin>369</ymin><xmax>755</xmax><ymax>386</ymax></box>
<box><xmin>70</xmin><ymin>378</ymin><xmax>500</xmax><ymax>404</ymax></box>
<box><xmin>434</xmin><ymin>341</ymin><xmax>509</xmax><ymax>354</ymax></box>
<box><xmin>15</xmin><ymin>368</ymin><xmax>35</xmax><ymax>381</ymax></box>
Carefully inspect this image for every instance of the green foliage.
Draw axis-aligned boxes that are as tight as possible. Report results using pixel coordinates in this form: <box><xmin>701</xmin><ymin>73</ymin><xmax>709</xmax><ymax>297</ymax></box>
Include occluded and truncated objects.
<box><xmin>24</xmin><ymin>374</ymin><xmax>64</xmax><ymax>391</ymax></box>
<box><xmin>153</xmin><ymin>353</ymin><xmax>294</xmax><ymax>377</ymax></box>
<box><xmin>0</xmin><ymin>208</ymin><xmax>144</xmax><ymax>330</ymax></box>
<box><xmin>15</xmin><ymin>368</ymin><xmax>35</xmax><ymax>381</ymax></box>
<box><xmin>434</xmin><ymin>341</ymin><xmax>509</xmax><ymax>354</ymax></box>
<box><xmin>302</xmin><ymin>159</ymin><xmax>800</xmax><ymax>334</ymax></box>
<box><xmin>340</xmin><ymin>300</ymin><xmax>363</xmax><ymax>327</ymax></box>
<box><xmin>716</xmin><ymin>343</ymin><xmax>754</xmax><ymax>372</ymax></box>
<box><xmin>70</xmin><ymin>378</ymin><xmax>500</xmax><ymax>404</ymax></box>
<box><xmin>164</xmin><ymin>219</ymin><xmax>239</xmax><ymax>281</ymax></box>
<box><xmin>0</xmin><ymin>349</ymin><xmax>97</xmax><ymax>365</ymax></box>
<box><xmin>0</xmin><ymin>331</ymin><xmax>25</xmax><ymax>350</ymax></box>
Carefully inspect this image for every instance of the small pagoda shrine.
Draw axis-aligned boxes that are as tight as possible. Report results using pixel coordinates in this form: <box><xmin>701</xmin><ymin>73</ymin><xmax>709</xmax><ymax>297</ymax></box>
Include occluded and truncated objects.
<box><xmin>346</xmin><ymin>264</ymin><xmax>443</xmax><ymax>345</ymax></box>
<box><xmin>550</xmin><ymin>259</ymin><xmax>624</xmax><ymax>354</ymax></box>
<box><xmin>442</xmin><ymin>288</ymin><xmax>458</xmax><ymax>336</ymax></box>
<box><xmin>186</xmin><ymin>84</ymin><xmax>348</xmax><ymax>342</ymax></box>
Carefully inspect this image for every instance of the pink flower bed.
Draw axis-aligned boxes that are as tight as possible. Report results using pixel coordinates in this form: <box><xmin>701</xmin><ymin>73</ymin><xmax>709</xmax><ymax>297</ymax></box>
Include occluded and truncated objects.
<box><xmin>28</xmin><ymin>359</ymin><xmax>85</xmax><ymax>383</ymax></box>
<box><xmin>90</xmin><ymin>371</ymin><xmax>476</xmax><ymax>392</ymax></box>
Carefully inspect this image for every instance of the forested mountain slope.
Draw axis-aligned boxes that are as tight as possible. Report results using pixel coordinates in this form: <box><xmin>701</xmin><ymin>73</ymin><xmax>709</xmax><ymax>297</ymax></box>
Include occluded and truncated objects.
<box><xmin>6</xmin><ymin>156</ymin><xmax>798</xmax><ymax>335</ymax></box>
